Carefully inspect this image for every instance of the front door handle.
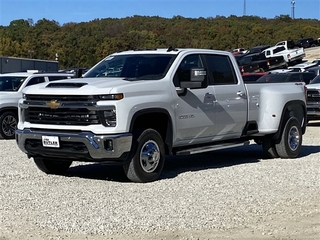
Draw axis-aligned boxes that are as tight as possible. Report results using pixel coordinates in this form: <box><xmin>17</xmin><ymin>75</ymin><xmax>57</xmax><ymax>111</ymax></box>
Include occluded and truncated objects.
<box><xmin>237</xmin><ymin>91</ymin><xmax>246</xmax><ymax>98</ymax></box>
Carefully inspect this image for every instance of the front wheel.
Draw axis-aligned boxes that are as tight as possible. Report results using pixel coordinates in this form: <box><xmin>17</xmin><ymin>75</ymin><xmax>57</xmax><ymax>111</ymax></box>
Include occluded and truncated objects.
<box><xmin>275</xmin><ymin>117</ymin><xmax>302</xmax><ymax>158</ymax></box>
<box><xmin>33</xmin><ymin>157</ymin><xmax>72</xmax><ymax>174</ymax></box>
<box><xmin>123</xmin><ymin>129</ymin><xmax>165</xmax><ymax>183</ymax></box>
<box><xmin>0</xmin><ymin>111</ymin><xmax>17</xmax><ymax>139</ymax></box>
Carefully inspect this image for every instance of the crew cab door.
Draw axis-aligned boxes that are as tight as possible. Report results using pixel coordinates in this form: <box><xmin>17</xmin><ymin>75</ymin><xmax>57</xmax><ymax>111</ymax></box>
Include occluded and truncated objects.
<box><xmin>173</xmin><ymin>54</ymin><xmax>217</xmax><ymax>145</ymax></box>
<box><xmin>203</xmin><ymin>54</ymin><xmax>248</xmax><ymax>140</ymax></box>
<box><xmin>173</xmin><ymin>53</ymin><xmax>248</xmax><ymax>145</ymax></box>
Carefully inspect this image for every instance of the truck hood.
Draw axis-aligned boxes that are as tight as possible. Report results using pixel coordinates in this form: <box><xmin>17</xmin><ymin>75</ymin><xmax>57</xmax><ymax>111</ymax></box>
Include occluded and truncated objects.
<box><xmin>0</xmin><ymin>91</ymin><xmax>20</xmax><ymax>99</ymax></box>
<box><xmin>22</xmin><ymin>77</ymin><xmax>139</xmax><ymax>95</ymax></box>
<box><xmin>306</xmin><ymin>83</ymin><xmax>320</xmax><ymax>90</ymax></box>
<box><xmin>22</xmin><ymin>77</ymin><xmax>167</xmax><ymax>96</ymax></box>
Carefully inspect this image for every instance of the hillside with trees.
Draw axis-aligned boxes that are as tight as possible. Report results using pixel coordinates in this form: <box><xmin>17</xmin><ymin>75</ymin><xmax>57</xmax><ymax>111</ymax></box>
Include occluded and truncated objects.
<box><xmin>0</xmin><ymin>15</ymin><xmax>319</xmax><ymax>69</ymax></box>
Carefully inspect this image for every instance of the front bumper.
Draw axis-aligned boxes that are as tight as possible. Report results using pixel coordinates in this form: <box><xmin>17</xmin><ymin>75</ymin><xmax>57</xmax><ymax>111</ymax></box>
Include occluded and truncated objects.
<box><xmin>15</xmin><ymin>129</ymin><xmax>132</xmax><ymax>161</ymax></box>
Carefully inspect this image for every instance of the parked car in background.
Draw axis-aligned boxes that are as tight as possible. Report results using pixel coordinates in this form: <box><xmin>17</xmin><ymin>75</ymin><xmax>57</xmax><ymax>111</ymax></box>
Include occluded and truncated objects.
<box><xmin>288</xmin><ymin>62</ymin><xmax>318</xmax><ymax>72</ymax></box>
<box><xmin>275</xmin><ymin>40</ymin><xmax>296</xmax><ymax>49</ymax></box>
<box><xmin>232</xmin><ymin>48</ymin><xmax>247</xmax><ymax>56</ymax></box>
<box><xmin>312</xmin><ymin>59</ymin><xmax>320</xmax><ymax>65</ymax></box>
<box><xmin>295</xmin><ymin>38</ymin><xmax>319</xmax><ymax>48</ymax></box>
<box><xmin>234</xmin><ymin>54</ymin><xmax>260</xmax><ymax>74</ymax></box>
<box><xmin>309</xmin><ymin>75</ymin><xmax>320</xmax><ymax>84</ymax></box>
<box><xmin>262</xmin><ymin>45</ymin><xmax>305</xmax><ymax>65</ymax></box>
<box><xmin>238</xmin><ymin>52</ymin><xmax>287</xmax><ymax>73</ymax></box>
<box><xmin>244</xmin><ymin>45</ymin><xmax>271</xmax><ymax>55</ymax></box>
<box><xmin>0</xmin><ymin>71</ymin><xmax>74</xmax><ymax>139</ymax></box>
<box><xmin>256</xmin><ymin>71</ymin><xmax>316</xmax><ymax>84</ymax></box>
<box><xmin>242</xmin><ymin>72</ymin><xmax>268</xmax><ymax>82</ymax></box>
<box><xmin>305</xmin><ymin>75</ymin><xmax>320</xmax><ymax>121</ymax></box>
<box><xmin>305</xmin><ymin>66</ymin><xmax>320</xmax><ymax>76</ymax></box>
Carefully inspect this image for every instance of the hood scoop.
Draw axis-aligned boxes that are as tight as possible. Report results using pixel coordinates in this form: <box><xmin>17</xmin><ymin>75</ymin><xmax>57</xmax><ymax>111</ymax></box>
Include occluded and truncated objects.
<box><xmin>46</xmin><ymin>82</ymin><xmax>88</xmax><ymax>88</ymax></box>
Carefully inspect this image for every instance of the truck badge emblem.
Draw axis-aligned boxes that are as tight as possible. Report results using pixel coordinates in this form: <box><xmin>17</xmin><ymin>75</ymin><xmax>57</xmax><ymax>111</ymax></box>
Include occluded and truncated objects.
<box><xmin>46</xmin><ymin>100</ymin><xmax>61</xmax><ymax>109</ymax></box>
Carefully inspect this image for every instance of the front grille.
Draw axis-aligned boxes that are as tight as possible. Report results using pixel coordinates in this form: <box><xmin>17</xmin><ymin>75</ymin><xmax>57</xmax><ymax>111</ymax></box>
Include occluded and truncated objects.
<box><xmin>24</xmin><ymin>94</ymin><xmax>101</xmax><ymax>125</ymax></box>
<box><xmin>25</xmin><ymin>107</ymin><xmax>100</xmax><ymax>125</ymax></box>
<box><xmin>307</xmin><ymin>90</ymin><xmax>320</xmax><ymax>102</ymax></box>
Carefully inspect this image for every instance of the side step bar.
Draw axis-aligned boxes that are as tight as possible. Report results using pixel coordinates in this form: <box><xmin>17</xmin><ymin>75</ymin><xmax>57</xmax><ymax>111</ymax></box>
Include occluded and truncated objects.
<box><xmin>176</xmin><ymin>141</ymin><xmax>250</xmax><ymax>156</ymax></box>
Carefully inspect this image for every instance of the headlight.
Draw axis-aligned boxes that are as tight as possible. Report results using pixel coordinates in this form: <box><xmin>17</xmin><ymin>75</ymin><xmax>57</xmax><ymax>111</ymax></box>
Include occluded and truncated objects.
<box><xmin>102</xmin><ymin>107</ymin><xmax>116</xmax><ymax>127</ymax></box>
<box><xmin>98</xmin><ymin>93</ymin><xmax>124</xmax><ymax>100</ymax></box>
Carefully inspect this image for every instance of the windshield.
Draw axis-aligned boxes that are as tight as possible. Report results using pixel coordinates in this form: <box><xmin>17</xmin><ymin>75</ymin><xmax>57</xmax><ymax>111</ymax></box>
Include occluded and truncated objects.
<box><xmin>84</xmin><ymin>54</ymin><xmax>176</xmax><ymax>80</ymax></box>
<box><xmin>309</xmin><ymin>75</ymin><xmax>320</xmax><ymax>84</ymax></box>
<box><xmin>0</xmin><ymin>76</ymin><xmax>27</xmax><ymax>92</ymax></box>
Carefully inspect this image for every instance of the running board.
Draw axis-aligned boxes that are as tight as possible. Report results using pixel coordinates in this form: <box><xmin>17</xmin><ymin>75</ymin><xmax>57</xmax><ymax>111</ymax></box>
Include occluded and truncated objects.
<box><xmin>176</xmin><ymin>141</ymin><xmax>250</xmax><ymax>156</ymax></box>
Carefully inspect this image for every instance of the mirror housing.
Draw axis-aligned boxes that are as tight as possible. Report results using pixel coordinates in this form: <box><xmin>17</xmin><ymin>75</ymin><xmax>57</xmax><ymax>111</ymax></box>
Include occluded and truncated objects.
<box><xmin>180</xmin><ymin>68</ymin><xmax>207</xmax><ymax>89</ymax></box>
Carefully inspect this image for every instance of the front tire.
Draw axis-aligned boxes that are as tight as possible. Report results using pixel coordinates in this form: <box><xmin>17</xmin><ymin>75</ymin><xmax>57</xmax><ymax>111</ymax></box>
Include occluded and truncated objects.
<box><xmin>0</xmin><ymin>111</ymin><xmax>17</xmax><ymax>139</ymax></box>
<box><xmin>123</xmin><ymin>129</ymin><xmax>165</xmax><ymax>183</ymax></box>
<box><xmin>275</xmin><ymin>117</ymin><xmax>302</xmax><ymax>158</ymax></box>
<box><xmin>33</xmin><ymin>157</ymin><xmax>72</xmax><ymax>174</ymax></box>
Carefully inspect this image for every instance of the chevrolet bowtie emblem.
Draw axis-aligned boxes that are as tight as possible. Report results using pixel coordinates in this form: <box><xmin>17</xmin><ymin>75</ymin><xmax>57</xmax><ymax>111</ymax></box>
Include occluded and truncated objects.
<box><xmin>46</xmin><ymin>100</ymin><xmax>61</xmax><ymax>109</ymax></box>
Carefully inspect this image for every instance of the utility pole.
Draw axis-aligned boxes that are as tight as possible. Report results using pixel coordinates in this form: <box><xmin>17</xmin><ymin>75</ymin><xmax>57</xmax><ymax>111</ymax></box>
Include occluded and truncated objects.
<box><xmin>243</xmin><ymin>0</ymin><xmax>246</xmax><ymax>16</ymax></box>
<box><xmin>291</xmin><ymin>0</ymin><xmax>295</xmax><ymax>19</ymax></box>
<box><xmin>28</xmin><ymin>50</ymin><xmax>34</xmax><ymax>59</ymax></box>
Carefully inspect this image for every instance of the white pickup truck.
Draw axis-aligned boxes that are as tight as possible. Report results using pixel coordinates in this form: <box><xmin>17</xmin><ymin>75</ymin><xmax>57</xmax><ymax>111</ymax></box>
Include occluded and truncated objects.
<box><xmin>262</xmin><ymin>42</ymin><xmax>305</xmax><ymax>65</ymax></box>
<box><xmin>0</xmin><ymin>71</ymin><xmax>74</xmax><ymax>139</ymax></box>
<box><xmin>15</xmin><ymin>48</ymin><xmax>307</xmax><ymax>182</ymax></box>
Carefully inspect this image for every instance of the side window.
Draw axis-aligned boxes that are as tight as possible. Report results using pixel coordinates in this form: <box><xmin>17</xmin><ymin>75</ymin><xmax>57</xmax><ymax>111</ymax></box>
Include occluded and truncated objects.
<box><xmin>204</xmin><ymin>54</ymin><xmax>237</xmax><ymax>85</ymax></box>
<box><xmin>173</xmin><ymin>54</ymin><xmax>203</xmax><ymax>87</ymax></box>
<box><xmin>25</xmin><ymin>77</ymin><xmax>45</xmax><ymax>87</ymax></box>
<box><xmin>302</xmin><ymin>73</ymin><xmax>316</xmax><ymax>84</ymax></box>
<box><xmin>288</xmin><ymin>74</ymin><xmax>301</xmax><ymax>82</ymax></box>
<box><xmin>48</xmin><ymin>76</ymin><xmax>70</xmax><ymax>81</ymax></box>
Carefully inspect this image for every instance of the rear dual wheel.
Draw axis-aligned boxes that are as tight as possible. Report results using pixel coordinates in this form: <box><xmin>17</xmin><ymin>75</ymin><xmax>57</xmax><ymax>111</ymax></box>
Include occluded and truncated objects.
<box><xmin>275</xmin><ymin>117</ymin><xmax>302</xmax><ymax>158</ymax></box>
<box><xmin>262</xmin><ymin>117</ymin><xmax>302</xmax><ymax>159</ymax></box>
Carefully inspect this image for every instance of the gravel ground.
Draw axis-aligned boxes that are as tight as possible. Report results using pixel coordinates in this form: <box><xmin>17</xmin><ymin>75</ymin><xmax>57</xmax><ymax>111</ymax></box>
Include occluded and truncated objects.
<box><xmin>304</xmin><ymin>46</ymin><xmax>320</xmax><ymax>62</ymax></box>
<box><xmin>0</xmin><ymin>122</ymin><xmax>319</xmax><ymax>240</ymax></box>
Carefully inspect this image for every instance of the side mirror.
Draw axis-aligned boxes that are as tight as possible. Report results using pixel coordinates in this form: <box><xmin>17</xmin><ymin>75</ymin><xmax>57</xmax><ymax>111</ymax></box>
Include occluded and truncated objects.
<box><xmin>180</xmin><ymin>68</ymin><xmax>207</xmax><ymax>89</ymax></box>
<box><xmin>75</xmin><ymin>68</ymin><xmax>83</xmax><ymax>78</ymax></box>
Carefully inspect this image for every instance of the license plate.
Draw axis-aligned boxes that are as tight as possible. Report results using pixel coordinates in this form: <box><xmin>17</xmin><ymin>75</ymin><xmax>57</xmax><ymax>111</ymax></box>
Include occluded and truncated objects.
<box><xmin>42</xmin><ymin>136</ymin><xmax>60</xmax><ymax>148</ymax></box>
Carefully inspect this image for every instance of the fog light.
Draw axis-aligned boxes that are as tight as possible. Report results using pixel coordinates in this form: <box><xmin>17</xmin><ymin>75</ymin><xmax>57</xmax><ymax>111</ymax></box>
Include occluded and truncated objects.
<box><xmin>104</xmin><ymin>140</ymin><xmax>113</xmax><ymax>151</ymax></box>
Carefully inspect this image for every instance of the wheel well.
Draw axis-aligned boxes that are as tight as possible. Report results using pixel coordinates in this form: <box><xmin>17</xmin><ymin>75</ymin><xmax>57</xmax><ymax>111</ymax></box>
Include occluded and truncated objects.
<box><xmin>130</xmin><ymin>110</ymin><xmax>173</xmax><ymax>154</ymax></box>
<box><xmin>0</xmin><ymin>107</ymin><xmax>18</xmax><ymax>117</ymax></box>
<box><xmin>284</xmin><ymin>102</ymin><xmax>306</xmax><ymax>132</ymax></box>
<box><xmin>275</xmin><ymin>101</ymin><xmax>306</xmax><ymax>140</ymax></box>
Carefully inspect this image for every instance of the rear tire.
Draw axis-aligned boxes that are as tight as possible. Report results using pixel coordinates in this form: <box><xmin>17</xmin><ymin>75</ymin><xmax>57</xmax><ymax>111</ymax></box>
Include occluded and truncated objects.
<box><xmin>34</xmin><ymin>157</ymin><xmax>72</xmax><ymax>174</ymax></box>
<box><xmin>123</xmin><ymin>128</ymin><xmax>165</xmax><ymax>183</ymax></box>
<box><xmin>275</xmin><ymin>117</ymin><xmax>302</xmax><ymax>158</ymax></box>
<box><xmin>0</xmin><ymin>111</ymin><xmax>17</xmax><ymax>139</ymax></box>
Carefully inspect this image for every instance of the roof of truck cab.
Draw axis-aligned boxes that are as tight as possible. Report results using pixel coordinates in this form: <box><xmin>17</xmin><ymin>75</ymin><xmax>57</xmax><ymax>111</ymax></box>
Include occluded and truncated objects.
<box><xmin>109</xmin><ymin>48</ymin><xmax>230</xmax><ymax>55</ymax></box>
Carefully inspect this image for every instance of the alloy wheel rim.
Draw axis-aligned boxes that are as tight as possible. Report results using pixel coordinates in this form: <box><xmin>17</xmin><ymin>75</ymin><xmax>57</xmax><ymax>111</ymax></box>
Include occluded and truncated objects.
<box><xmin>2</xmin><ymin>115</ymin><xmax>17</xmax><ymax>137</ymax></box>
